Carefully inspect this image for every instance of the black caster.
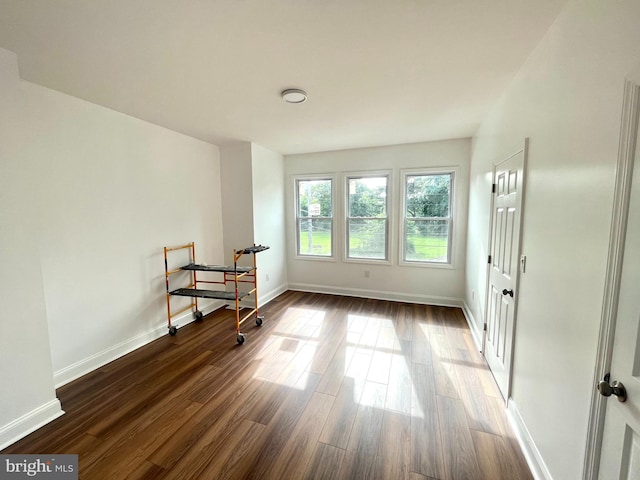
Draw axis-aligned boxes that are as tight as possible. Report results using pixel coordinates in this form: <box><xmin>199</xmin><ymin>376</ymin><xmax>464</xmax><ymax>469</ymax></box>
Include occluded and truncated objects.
<box><xmin>194</xmin><ymin>310</ymin><xmax>203</xmax><ymax>322</ymax></box>
<box><xmin>236</xmin><ymin>333</ymin><xmax>246</xmax><ymax>345</ymax></box>
<box><xmin>256</xmin><ymin>316</ymin><xmax>263</xmax><ymax>326</ymax></box>
<box><xmin>169</xmin><ymin>326</ymin><xmax>178</xmax><ymax>336</ymax></box>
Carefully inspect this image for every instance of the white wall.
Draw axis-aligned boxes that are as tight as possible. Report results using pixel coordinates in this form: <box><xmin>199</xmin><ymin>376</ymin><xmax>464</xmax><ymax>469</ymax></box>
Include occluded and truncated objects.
<box><xmin>219</xmin><ymin>142</ymin><xmax>287</xmax><ymax>305</ymax></box>
<box><xmin>0</xmin><ymin>46</ymin><xmax>224</xmax><ymax>444</ymax></box>
<box><xmin>220</xmin><ymin>143</ymin><xmax>255</xmax><ymax>265</ymax></box>
<box><xmin>0</xmin><ymin>49</ymin><xmax>63</xmax><ymax>450</ymax></box>
<box><xmin>465</xmin><ymin>1</ymin><xmax>640</xmax><ymax>478</ymax></box>
<box><xmin>251</xmin><ymin>143</ymin><xmax>288</xmax><ymax>302</ymax></box>
<box><xmin>285</xmin><ymin>139</ymin><xmax>470</xmax><ymax>305</ymax></box>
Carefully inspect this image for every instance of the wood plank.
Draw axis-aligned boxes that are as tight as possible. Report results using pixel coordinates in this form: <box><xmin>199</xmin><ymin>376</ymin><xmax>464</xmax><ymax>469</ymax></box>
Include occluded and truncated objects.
<box><xmin>411</xmin><ymin>318</ymin><xmax>433</xmax><ymax>365</ymax></box>
<box><xmin>194</xmin><ymin>420</ymin><xmax>267</xmax><ymax>480</ymax></box>
<box><xmin>376</xmin><ymin>324</ymin><xmax>398</xmax><ymax>350</ymax></box>
<box><xmin>338</xmin><ymin>381</ymin><xmax>386</xmax><ymax>479</ymax></box>
<box><xmin>410</xmin><ymin>364</ymin><xmax>445</xmax><ymax>479</ymax></box>
<box><xmin>373</xmin><ymin>410</ymin><xmax>411</xmax><ymax>479</ymax></box>
<box><xmin>240</xmin><ymin>372</ymin><xmax>322</xmax><ymax>479</ymax></box>
<box><xmin>319</xmin><ymin>377</ymin><xmax>361</xmax><ymax>449</ymax></box>
<box><xmin>451</xmin><ymin>347</ymin><xmax>505</xmax><ymax>436</ymax></box>
<box><xmin>430</xmin><ymin>333</ymin><xmax>461</xmax><ymax>399</ymax></box>
<box><xmin>471</xmin><ymin>429</ymin><xmax>534</xmax><ymax>480</ymax></box>
<box><xmin>408</xmin><ymin>473</ymin><xmax>439</xmax><ymax>480</ymax></box>
<box><xmin>124</xmin><ymin>461</ymin><xmax>167</xmax><ymax>480</ymax></box>
<box><xmin>316</xmin><ymin>338</ymin><xmax>356</xmax><ymax>396</ymax></box>
<box><xmin>307</xmin><ymin>309</ymin><xmax>348</xmax><ymax>374</ymax></box>
<box><xmin>147</xmin><ymin>370</ymin><xmax>263</xmax><ymax>469</ymax></box>
<box><xmin>437</xmin><ymin>395</ymin><xmax>482</xmax><ymax>480</ymax></box>
<box><xmin>265</xmin><ymin>392</ymin><xmax>335</xmax><ymax>479</ymax></box>
<box><xmin>237</xmin><ymin>379</ymin><xmax>291</xmax><ymax>426</ymax></box>
<box><xmin>385</xmin><ymin>339</ymin><xmax>413</xmax><ymax>415</ymax></box>
<box><xmin>367</xmin><ymin>348</ymin><xmax>393</xmax><ymax>384</ymax></box>
<box><xmin>81</xmin><ymin>399</ymin><xmax>203</xmax><ymax>479</ymax></box>
<box><xmin>275</xmin><ymin>341</ymin><xmax>318</xmax><ymax>388</ymax></box>
<box><xmin>394</xmin><ymin>304</ymin><xmax>414</xmax><ymax>341</ymax></box>
<box><xmin>344</xmin><ymin>347</ymin><xmax>374</xmax><ymax>399</ymax></box>
<box><xmin>303</xmin><ymin>443</ymin><xmax>346</xmax><ymax>480</ymax></box>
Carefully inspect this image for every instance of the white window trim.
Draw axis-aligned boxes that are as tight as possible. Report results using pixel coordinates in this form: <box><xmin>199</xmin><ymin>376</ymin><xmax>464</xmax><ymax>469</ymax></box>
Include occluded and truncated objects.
<box><xmin>342</xmin><ymin>170</ymin><xmax>393</xmax><ymax>265</ymax></box>
<box><xmin>293</xmin><ymin>173</ymin><xmax>337</xmax><ymax>261</ymax></box>
<box><xmin>399</xmin><ymin>167</ymin><xmax>458</xmax><ymax>269</ymax></box>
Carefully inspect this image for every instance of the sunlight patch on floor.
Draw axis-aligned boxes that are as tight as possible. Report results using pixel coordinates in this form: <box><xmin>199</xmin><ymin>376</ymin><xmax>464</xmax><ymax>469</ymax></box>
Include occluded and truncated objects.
<box><xmin>252</xmin><ymin>307</ymin><xmax>428</xmax><ymax>415</ymax></box>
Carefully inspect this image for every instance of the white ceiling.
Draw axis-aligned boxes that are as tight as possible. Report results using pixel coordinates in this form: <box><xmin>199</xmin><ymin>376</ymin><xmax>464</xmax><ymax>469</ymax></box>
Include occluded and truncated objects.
<box><xmin>0</xmin><ymin>0</ymin><xmax>567</xmax><ymax>155</ymax></box>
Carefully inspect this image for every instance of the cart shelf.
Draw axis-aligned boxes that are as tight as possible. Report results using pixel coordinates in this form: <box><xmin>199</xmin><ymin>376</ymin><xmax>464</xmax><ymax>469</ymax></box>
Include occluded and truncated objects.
<box><xmin>180</xmin><ymin>264</ymin><xmax>254</xmax><ymax>273</ymax></box>
<box><xmin>169</xmin><ymin>288</ymin><xmax>249</xmax><ymax>301</ymax></box>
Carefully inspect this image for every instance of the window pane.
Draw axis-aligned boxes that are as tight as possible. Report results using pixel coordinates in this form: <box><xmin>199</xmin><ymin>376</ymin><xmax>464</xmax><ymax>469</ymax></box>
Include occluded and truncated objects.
<box><xmin>348</xmin><ymin>177</ymin><xmax>387</xmax><ymax>217</ymax></box>
<box><xmin>298</xmin><ymin>179</ymin><xmax>332</xmax><ymax>217</ymax></box>
<box><xmin>405</xmin><ymin>219</ymin><xmax>449</xmax><ymax>262</ymax></box>
<box><xmin>405</xmin><ymin>174</ymin><xmax>451</xmax><ymax>218</ymax></box>
<box><xmin>348</xmin><ymin>219</ymin><xmax>386</xmax><ymax>259</ymax></box>
<box><xmin>298</xmin><ymin>218</ymin><xmax>332</xmax><ymax>256</ymax></box>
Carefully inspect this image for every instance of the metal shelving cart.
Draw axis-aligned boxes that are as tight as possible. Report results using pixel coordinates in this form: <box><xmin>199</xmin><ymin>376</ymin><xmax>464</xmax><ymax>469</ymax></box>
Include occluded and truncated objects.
<box><xmin>163</xmin><ymin>242</ymin><xmax>269</xmax><ymax>344</ymax></box>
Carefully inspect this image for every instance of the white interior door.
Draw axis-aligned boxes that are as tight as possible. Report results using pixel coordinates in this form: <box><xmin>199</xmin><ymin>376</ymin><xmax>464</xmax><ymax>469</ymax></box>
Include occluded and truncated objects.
<box><xmin>597</xmin><ymin>102</ymin><xmax>640</xmax><ymax>480</ymax></box>
<box><xmin>484</xmin><ymin>143</ymin><xmax>526</xmax><ymax>399</ymax></box>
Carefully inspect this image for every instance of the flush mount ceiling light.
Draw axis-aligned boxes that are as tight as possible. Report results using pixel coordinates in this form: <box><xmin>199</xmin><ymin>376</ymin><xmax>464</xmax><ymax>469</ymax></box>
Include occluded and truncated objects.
<box><xmin>281</xmin><ymin>88</ymin><xmax>308</xmax><ymax>104</ymax></box>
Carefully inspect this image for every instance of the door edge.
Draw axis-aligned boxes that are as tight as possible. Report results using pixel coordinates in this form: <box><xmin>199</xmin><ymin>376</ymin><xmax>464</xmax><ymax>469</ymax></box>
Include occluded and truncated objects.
<box><xmin>583</xmin><ymin>79</ymin><xmax>640</xmax><ymax>480</ymax></box>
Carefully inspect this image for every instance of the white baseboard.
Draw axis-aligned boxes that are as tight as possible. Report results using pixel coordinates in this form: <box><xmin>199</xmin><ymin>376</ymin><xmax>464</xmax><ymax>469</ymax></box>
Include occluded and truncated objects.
<box><xmin>226</xmin><ymin>283</ymin><xmax>289</xmax><ymax>310</ymax></box>
<box><xmin>53</xmin><ymin>300</ymin><xmax>224</xmax><ymax>387</ymax></box>
<box><xmin>0</xmin><ymin>399</ymin><xmax>64</xmax><ymax>451</ymax></box>
<box><xmin>288</xmin><ymin>282</ymin><xmax>463</xmax><ymax>307</ymax></box>
<box><xmin>462</xmin><ymin>301</ymin><xmax>483</xmax><ymax>351</ymax></box>
<box><xmin>53</xmin><ymin>284</ymin><xmax>288</xmax><ymax>389</ymax></box>
<box><xmin>260</xmin><ymin>283</ymin><xmax>288</xmax><ymax>306</ymax></box>
<box><xmin>507</xmin><ymin>399</ymin><xmax>553</xmax><ymax>480</ymax></box>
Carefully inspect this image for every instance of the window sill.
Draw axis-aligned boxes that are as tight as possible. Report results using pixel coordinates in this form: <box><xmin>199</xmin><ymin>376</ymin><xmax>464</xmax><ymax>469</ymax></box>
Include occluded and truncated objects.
<box><xmin>293</xmin><ymin>254</ymin><xmax>337</xmax><ymax>263</ymax></box>
<box><xmin>399</xmin><ymin>260</ymin><xmax>455</xmax><ymax>270</ymax></box>
<box><xmin>343</xmin><ymin>257</ymin><xmax>392</xmax><ymax>266</ymax></box>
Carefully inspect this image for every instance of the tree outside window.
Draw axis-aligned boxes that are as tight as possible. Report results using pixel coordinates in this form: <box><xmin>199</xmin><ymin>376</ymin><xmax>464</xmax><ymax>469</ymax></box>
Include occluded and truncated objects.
<box><xmin>347</xmin><ymin>175</ymin><xmax>388</xmax><ymax>260</ymax></box>
<box><xmin>296</xmin><ymin>178</ymin><xmax>333</xmax><ymax>256</ymax></box>
<box><xmin>403</xmin><ymin>172</ymin><xmax>453</xmax><ymax>263</ymax></box>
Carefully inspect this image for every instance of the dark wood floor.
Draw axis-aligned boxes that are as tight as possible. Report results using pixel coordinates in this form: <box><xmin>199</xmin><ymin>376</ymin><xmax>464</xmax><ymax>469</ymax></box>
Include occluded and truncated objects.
<box><xmin>3</xmin><ymin>291</ymin><xmax>533</xmax><ymax>479</ymax></box>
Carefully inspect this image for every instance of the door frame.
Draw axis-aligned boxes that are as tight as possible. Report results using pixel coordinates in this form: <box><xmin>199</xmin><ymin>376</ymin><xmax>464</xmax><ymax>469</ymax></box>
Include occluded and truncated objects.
<box><xmin>482</xmin><ymin>138</ymin><xmax>528</xmax><ymax>402</ymax></box>
<box><xmin>583</xmin><ymin>79</ymin><xmax>640</xmax><ymax>480</ymax></box>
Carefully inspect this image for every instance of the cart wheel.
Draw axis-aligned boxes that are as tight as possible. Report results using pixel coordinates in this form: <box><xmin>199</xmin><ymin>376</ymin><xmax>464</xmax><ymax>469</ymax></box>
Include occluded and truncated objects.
<box><xmin>256</xmin><ymin>317</ymin><xmax>263</xmax><ymax>326</ymax></box>
<box><xmin>169</xmin><ymin>326</ymin><xmax>178</xmax><ymax>336</ymax></box>
<box><xmin>236</xmin><ymin>333</ymin><xmax>246</xmax><ymax>345</ymax></box>
<box><xmin>194</xmin><ymin>311</ymin><xmax>203</xmax><ymax>322</ymax></box>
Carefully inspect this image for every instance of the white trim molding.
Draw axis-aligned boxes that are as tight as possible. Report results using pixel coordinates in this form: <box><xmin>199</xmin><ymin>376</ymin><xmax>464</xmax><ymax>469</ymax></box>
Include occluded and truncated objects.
<box><xmin>259</xmin><ymin>283</ymin><xmax>289</xmax><ymax>307</ymax></box>
<box><xmin>288</xmin><ymin>282</ymin><xmax>463</xmax><ymax>307</ymax></box>
<box><xmin>507</xmin><ymin>399</ymin><xmax>553</xmax><ymax>480</ymax></box>
<box><xmin>583</xmin><ymin>79</ymin><xmax>640</xmax><ymax>480</ymax></box>
<box><xmin>54</xmin><ymin>299</ymin><xmax>224</xmax><ymax>387</ymax></box>
<box><xmin>462</xmin><ymin>301</ymin><xmax>483</xmax><ymax>351</ymax></box>
<box><xmin>0</xmin><ymin>399</ymin><xmax>64</xmax><ymax>451</ymax></box>
<box><xmin>54</xmin><ymin>283</ymin><xmax>288</xmax><ymax>388</ymax></box>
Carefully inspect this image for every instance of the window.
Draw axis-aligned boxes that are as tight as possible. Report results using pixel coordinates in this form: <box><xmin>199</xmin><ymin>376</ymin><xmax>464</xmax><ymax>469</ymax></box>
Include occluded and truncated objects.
<box><xmin>346</xmin><ymin>175</ymin><xmax>389</xmax><ymax>260</ymax></box>
<box><xmin>402</xmin><ymin>171</ymin><xmax>453</xmax><ymax>264</ymax></box>
<box><xmin>295</xmin><ymin>178</ymin><xmax>333</xmax><ymax>257</ymax></box>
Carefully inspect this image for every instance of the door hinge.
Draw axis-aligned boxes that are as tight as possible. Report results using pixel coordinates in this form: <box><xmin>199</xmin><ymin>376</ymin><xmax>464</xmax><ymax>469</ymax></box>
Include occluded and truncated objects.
<box><xmin>492</xmin><ymin>183</ymin><xmax>497</xmax><ymax>194</ymax></box>
<box><xmin>487</xmin><ymin>255</ymin><xmax>492</xmax><ymax>264</ymax></box>
<box><xmin>483</xmin><ymin>322</ymin><xmax>487</xmax><ymax>332</ymax></box>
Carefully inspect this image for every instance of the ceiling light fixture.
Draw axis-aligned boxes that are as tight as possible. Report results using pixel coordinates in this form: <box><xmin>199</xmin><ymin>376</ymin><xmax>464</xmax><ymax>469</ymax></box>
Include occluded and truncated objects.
<box><xmin>281</xmin><ymin>88</ymin><xmax>307</xmax><ymax>104</ymax></box>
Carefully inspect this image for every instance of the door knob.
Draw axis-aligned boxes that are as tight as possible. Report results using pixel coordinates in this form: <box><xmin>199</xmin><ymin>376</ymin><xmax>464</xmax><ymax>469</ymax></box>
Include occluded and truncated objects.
<box><xmin>597</xmin><ymin>374</ymin><xmax>627</xmax><ymax>402</ymax></box>
<box><xmin>502</xmin><ymin>289</ymin><xmax>514</xmax><ymax>297</ymax></box>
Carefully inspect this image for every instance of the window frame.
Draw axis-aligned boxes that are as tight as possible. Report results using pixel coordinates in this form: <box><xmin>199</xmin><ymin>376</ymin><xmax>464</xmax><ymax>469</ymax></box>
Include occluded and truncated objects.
<box><xmin>293</xmin><ymin>174</ymin><xmax>336</xmax><ymax>260</ymax></box>
<box><xmin>344</xmin><ymin>171</ymin><xmax>391</xmax><ymax>263</ymax></box>
<box><xmin>400</xmin><ymin>167</ymin><xmax>456</xmax><ymax>268</ymax></box>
